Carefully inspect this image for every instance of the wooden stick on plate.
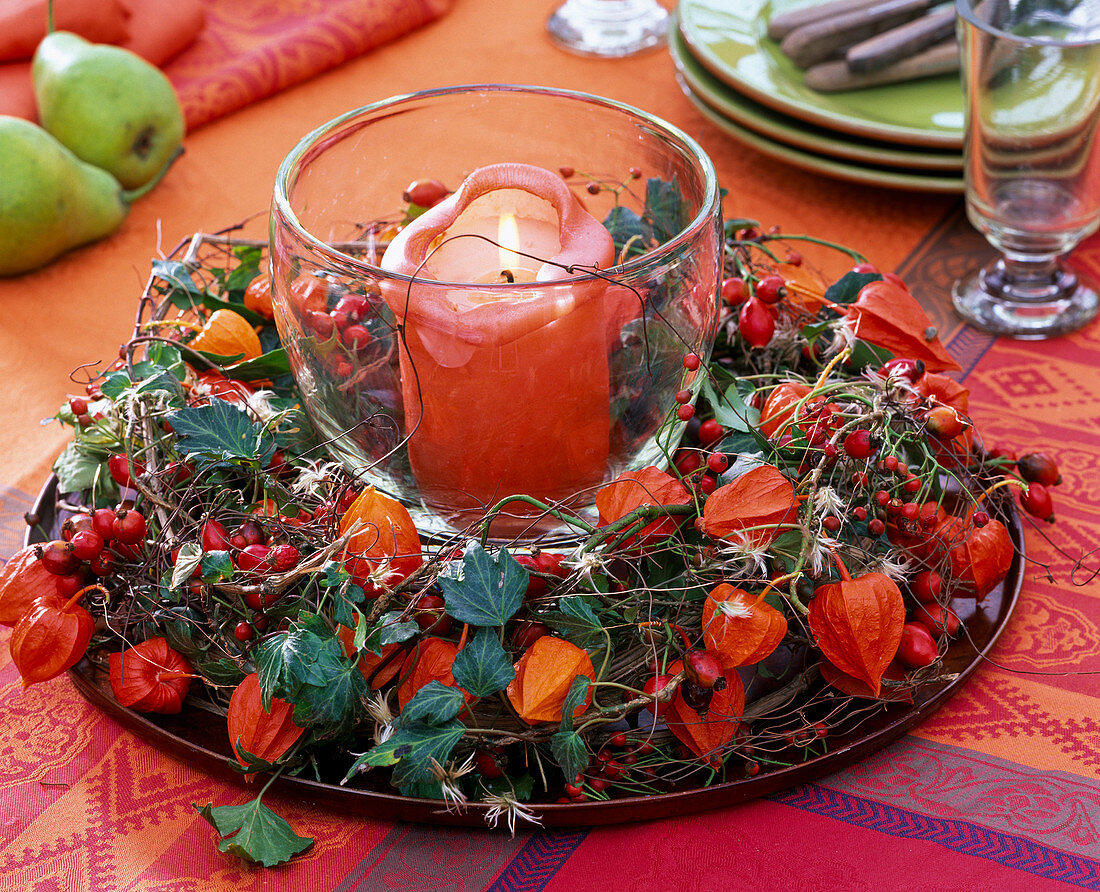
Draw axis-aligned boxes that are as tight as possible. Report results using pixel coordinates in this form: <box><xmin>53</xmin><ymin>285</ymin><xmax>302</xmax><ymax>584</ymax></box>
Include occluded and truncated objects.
<box><xmin>846</xmin><ymin>5</ymin><xmax>957</xmax><ymax>73</ymax></box>
<box><xmin>804</xmin><ymin>38</ymin><xmax>959</xmax><ymax>91</ymax></box>
<box><xmin>779</xmin><ymin>0</ymin><xmax>937</xmax><ymax>68</ymax></box>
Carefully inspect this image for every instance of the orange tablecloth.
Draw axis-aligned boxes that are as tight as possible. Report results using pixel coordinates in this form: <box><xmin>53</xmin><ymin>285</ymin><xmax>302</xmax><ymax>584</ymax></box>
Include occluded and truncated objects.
<box><xmin>2</xmin><ymin>1</ymin><xmax>1100</xmax><ymax>889</ymax></box>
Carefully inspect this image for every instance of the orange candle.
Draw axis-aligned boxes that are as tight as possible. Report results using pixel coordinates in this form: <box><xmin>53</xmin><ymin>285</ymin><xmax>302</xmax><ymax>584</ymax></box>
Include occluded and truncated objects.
<box><xmin>380</xmin><ymin>163</ymin><xmax>615</xmax><ymax>517</ymax></box>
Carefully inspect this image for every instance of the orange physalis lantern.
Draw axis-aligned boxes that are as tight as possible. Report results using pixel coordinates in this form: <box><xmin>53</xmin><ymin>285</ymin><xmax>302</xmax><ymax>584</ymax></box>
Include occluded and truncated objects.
<box><xmin>595</xmin><ymin>466</ymin><xmax>692</xmax><ymax>547</ymax></box>
<box><xmin>699</xmin><ymin>464</ymin><xmax>797</xmax><ymax>549</ymax></box>
<box><xmin>702</xmin><ymin>584</ymin><xmax>787</xmax><ymax>668</ymax></box>
<box><xmin>664</xmin><ymin>659</ymin><xmax>745</xmax><ymax>761</ymax></box>
<box><xmin>506</xmin><ymin>635</ymin><xmax>594</xmax><ymax>724</ymax></box>
<box><xmin>842</xmin><ymin>280</ymin><xmax>960</xmax><ymax>373</ymax></box>
<box><xmin>820</xmin><ymin>658</ymin><xmax>912</xmax><ymax>702</ymax></box>
<box><xmin>337</xmin><ymin>625</ymin><xmax>403</xmax><ymax>690</ymax></box>
<box><xmin>227</xmin><ymin>673</ymin><xmax>304</xmax><ymax>769</ymax></box>
<box><xmin>808</xmin><ymin>564</ymin><xmax>904</xmax><ymax>697</ymax></box>
<box><xmin>108</xmin><ymin>637</ymin><xmax>194</xmax><ymax>714</ymax></box>
<box><xmin>397</xmin><ymin>637</ymin><xmax>468</xmax><ymax>711</ymax></box>
<box><xmin>9</xmin><ymin>589</ymin><xmax>95</xmax><ymax>688</ymax></box>
<box><xmin>945</xmin><ymin>516</ymin><xmax>1014</xmax><ymax>601</ymax></box>
<box><xmin>0</xmin><ymin>545</ymin><xmax>63</xmax><ymax>626</ymax></box>
<box><xmin>757</xmin><ymin>382</ymin><xmax>811</xmax><ymax>439</ymax></box>
<box><xmin>339</xmin><ymin>486</ymin><xmax>423</xmax><ymax>593</ymax></box>
<box><xmin>914</xmin><ymin>372</ymin><xmax>974</xmax><ymax>466</ymax></box>
<box><xmin>189</xmin><ymin>309</ymin><xmax>263</xmax><ymax>361</ymax></box>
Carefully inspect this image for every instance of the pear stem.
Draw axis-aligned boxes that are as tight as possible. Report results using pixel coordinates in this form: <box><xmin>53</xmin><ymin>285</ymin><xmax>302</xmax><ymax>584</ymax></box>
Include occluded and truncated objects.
<box><xmin>47</xmin><ymin>0</ymin><xmax>55</xmax><ymax>33</ymax></box>
<box><xmin>122</xmin><ymin>146</ymin><xmax>185</xmax><ymax>204</ymax></box>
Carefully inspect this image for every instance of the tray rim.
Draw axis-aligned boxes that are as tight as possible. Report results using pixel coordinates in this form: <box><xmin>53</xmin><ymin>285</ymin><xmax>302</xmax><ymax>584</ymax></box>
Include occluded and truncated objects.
<box><xmin>28</xmin><ymin>473</ymin><xmax>1025</xmax><ymax>828</ymax></box>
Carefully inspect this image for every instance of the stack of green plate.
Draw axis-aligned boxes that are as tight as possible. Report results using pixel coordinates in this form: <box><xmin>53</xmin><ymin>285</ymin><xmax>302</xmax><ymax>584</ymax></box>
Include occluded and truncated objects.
<box><xmin>674</xmin><ymin>0</ymin><xmax>965</xmax><ymax>193</ymax></box>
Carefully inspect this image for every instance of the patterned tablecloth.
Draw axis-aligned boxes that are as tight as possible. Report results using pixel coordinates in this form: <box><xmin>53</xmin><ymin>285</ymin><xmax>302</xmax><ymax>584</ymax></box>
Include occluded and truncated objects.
<box><xmin>2</xmin><ymin>1</ymin><xmax>1099</xmax><ymax>889</ymax></box>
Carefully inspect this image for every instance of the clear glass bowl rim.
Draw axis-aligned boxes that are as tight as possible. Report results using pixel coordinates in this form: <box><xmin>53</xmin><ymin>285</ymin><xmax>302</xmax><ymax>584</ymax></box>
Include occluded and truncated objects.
<box><xmin>955</xmin><ymin>0</ymin><xmax>1100</xmax><ymax>48</ymax></box>
<box><xmin>270</xmin><ymin>83</ymin><xmax>722</xmax><ymax>288</ymax></box>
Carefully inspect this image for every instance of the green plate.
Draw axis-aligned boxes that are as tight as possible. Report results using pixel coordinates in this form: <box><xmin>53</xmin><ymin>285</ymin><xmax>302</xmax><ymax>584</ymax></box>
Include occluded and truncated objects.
<box><xmin>678</xmin><ymin>0</ymin><xmax>965</xmax><ymax>149</ymax></box>
<box><xmin>684</xmin><ymin>87</ymin><xmax>964</xmax><ymax>193</ymax></box>
<box><xmin>670</xmin><ymin>25</ymin><xmax>962</xmax><ymax>172</ymax></box>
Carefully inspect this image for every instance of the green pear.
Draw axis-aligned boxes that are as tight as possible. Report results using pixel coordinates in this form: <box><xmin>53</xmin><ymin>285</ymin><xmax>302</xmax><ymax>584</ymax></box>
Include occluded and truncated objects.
<box><xmin>0</xmin><ymin>116</ymin><xmax>130</xmax><ymax>276</ymax></box>
<box><xmin>33</xmin><ymin>32</ymin><xmax>184</xmax><ymax>190</ymax></box>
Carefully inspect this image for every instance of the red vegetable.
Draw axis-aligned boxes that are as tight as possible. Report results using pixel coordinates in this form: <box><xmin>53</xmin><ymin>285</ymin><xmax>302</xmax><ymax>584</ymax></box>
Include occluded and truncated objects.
<box><xmin>108</xmin><ymin>637</ymin><xmax>194</xmax><ymax>714</ymax></box>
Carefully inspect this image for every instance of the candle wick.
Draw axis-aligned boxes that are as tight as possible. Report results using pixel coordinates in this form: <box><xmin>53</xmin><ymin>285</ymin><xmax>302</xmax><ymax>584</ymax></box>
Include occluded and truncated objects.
<box><xmin>498</xmin><ymin>269</ymin><xmax>516</xmax><ymax>283</ymax></box>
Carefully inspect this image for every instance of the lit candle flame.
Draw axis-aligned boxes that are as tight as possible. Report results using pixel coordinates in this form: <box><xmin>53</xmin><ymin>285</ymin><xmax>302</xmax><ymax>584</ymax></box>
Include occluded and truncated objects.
<box><xmin>498</xmin><ymin>212</ymin><xmax>520</xmax><ymax>271</ymax></box>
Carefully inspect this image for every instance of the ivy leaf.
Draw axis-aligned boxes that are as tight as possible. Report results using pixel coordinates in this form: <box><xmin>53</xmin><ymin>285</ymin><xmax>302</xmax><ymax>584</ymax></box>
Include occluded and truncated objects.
<box><xmin>53</xmin><ymin>444</ymin><xmax>106</xmax><ymax>494</ymax></box>
<box><xmin>168</xmin><ymin>399</ymin><xmax>275</xmax><ymax>464</ymax></box>
<box><xmin>824</xmin><ymin>271</ymin><xmax>882</xmax><ymax>306</ymax></box>
<box><xmin>289</xmin><ymin>662</ymin><xmax>367</xmax><ymax>734</ymax></box>
<box><xmin>543</xmin><ymin>596</ymin><xmax>604</xmax><ymax>649</ymax></box>
<box><xmin>557</xmin><ymin>675</ymin><xmax>591</xmax><ymax>734</ymax></box>
<box><xmin>170</xmin><ymin>542</ymin><xmax>203</xmax><ymax>589</ymax></box>
<box><xmin>195</xmin><ymin>798</ymin><xmax>312</xmax><ymax>867</ymax></box>
<box><xmin>451</xmin><ymin>627</ymin><xmax>515</xmax><ymax>698</ymax></box>
<box><xmin>438</xmin><ymin>542</ymin><xmax>526</xmax><ymax>627</ymax></box>
<box><xmin>643</xmin><ymin>176</ymin><xmax>687</xmax><ymax>244</ymax></box>
<box><xmin>199</xmin><ymin>550</ymin><xmax>235</xmax><ymax>583</ymax></box>
<box><xmin>603</xmin><ymin>206</ymin><xmax>645</xmax><ymax>252</ymax></box>
<box><xmin>346</xmin><ymin>720</ymin><xmax>465</xmax><ymax>787</ymax></box>
<box><xmin>399</xmin><ymin>680</ymin><xmax>466</xmax><ymax>725</ymax></box>
<box><xmin>550</xmin><ymin>730</ymin><xmax>589</xmax><ymax>783</ymax></box>
<box><xmin>153</xmin><ymin>259</ymin><xmax>206</xmax><ymax>308</ymax></box>
<box><xmin>221</xmin><ymin>348</ymin><xmax>292</xmax><ymax>382</ymax></box>
<box><xmin>254</xmin><ymin>620</ymin><xmax>344</xmax><ymax>704</ymax></box>
<box><xmin>703</xmin><ymin>378</ymin><xmax>759</xmax><ymax>434</ymax></box>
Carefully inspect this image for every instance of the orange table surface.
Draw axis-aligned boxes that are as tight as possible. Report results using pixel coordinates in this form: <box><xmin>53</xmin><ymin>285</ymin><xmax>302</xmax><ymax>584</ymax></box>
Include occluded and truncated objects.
<box><xmin>2</xmin><ymin>1</ymin><xmax>1099</xmax><ymax>890</ymax></box>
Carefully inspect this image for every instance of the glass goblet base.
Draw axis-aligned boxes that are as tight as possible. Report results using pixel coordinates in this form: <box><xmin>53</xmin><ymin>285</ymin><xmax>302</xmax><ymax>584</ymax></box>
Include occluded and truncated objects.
<box><xmin>547</xmin><ymin>0</ymin><xmax>669</xmax><ymax>58</ymax></box>
<box><xmin>952</xmin><ymin>258</ymin><xmax>1099</xmax><ymax>340</ymax></box>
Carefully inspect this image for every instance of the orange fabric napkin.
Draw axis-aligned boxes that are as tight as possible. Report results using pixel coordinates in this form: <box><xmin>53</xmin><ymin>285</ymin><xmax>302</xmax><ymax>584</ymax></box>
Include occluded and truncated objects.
<box><xmin>0</xmin><ymin>0</ymin><xmax>452</xmax><ymax>131</ymax></box>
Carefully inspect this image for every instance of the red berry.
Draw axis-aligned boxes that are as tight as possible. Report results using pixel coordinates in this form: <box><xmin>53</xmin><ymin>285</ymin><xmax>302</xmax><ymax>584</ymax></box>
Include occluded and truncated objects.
<box><xmin>853</xmin><ymin>263</ymin><xmax>879</xmax><ymax>274</ymax></box>
<box><xmin>69</xmin><ymin>530</ymin><xmax>105</xmax><ymax>561</ymax></box>
<box><xmin>234</xmin><ymin>621</ymin><xmax>255</xmax><ymax>642</ymax></box>
<box><xmin>1017</xmin><ymin>452</ymin><xmax>1061</xmax><ymax>487</ymax></box>
<box><xmin>237</xmin><ymin>520</ymin><xmax>266</xmax><ymax>547</ymax></box>
<box><xmin>683</xmin><ymin>650</ymin><xmax>723</xmax><ymax>690</ymax></box>
<box><xmin>201</xmin><ymin>520</ymin><xmax>231</xmax><ymax>552</ymax></box>
<box><xmin>402</xmin><ymin>178</ymin><xmax>449</xmax><ymax>208</ymax></box>
<box><xmin>642</xmin><ymin>674</ymin><xmax>672</xmax><ymax>716</ymax></box>
<box><xmin>843</xmin><ymin>429</ymin><xmax>876</xmax><ymax>460</ymax></box>
<box><xmin>309</xmin><ymin>311</ymin><xmax>335</xmax><ymax>338</ymax></box>
<box><xmin>972</xmin><ymin>510</ymin><xmax>990</xmax><ymax>527</ymax></box>
<box><xmin>924</xmin><ymin>406</ymin><xmax>967</xmax><ymax>440</ymax></box>
<box><xmin>512</xmin><ymin>619</ymin><xmax>550</xmax><ymax>650</ymax></box>
<box><xmin>55</xmin><ymin>572</ymin><xmax>86</xmax><ymax>598</ymax></box>
<box><xmin>738</xmin><ymin>297</ymin><xmax>775</xmax><ymax>348</ymax></box>
<box><xmin>89</xmin><ymin>551</ymin><xmax>116</xmax><ymax>577</ymax></box>
<box><xmin>269</xmin><ymin>544</ymin><xmax>301</xmax><ymax>572</ymax></box>
<box><xmin>112</xmin><ymin>509</ymin><xmax>146</xmax><ymax>545</ymax></box>
<box><xmin>822</xmin><ymin>515</ymin><xmax>841</xmax><ymax>533</ymax></box>
<box><xmin>867</xmin><ymin>518</ymin><xmax>886</xmax><ymax>537</ymax></box>
<box><xmin>697</xmin><ymin>473</ymin><xmax>718</xmax><ymax>495</ymax></box>
<box><xmin>913</xmin><ymin>602</ymin><xmax>959</xmax><ymax>637</ymax></box>
<box><xmin>61</xmin><ymin>513</ymin><xmax>94</xmax><ymax>541</ymax></box>
<box><xmin>342</xmin><ymin>324</ymin><xmax>372</xmax><ymax>349</ymax></box>
<box><xmin>37</xmin><ymin>540</ymin><xmax>79</xmax><ymax>576</ymax></box>
<box><xmin>852</xmin><ymin>506</ymin><xmax>867</xmax><ymax>522</ymax></box>
<box><xmin>68</xmin><ymin>396</ymin><xmax>88</xmax><ymax>416</ymax></box>
<box><xmin>677</xmin><ymin>404</ymin><xmax>695</xmax><ymax>421</ymax></box>
<box><xmin>92</xmin><ymin>508</ymin><xmax>118</xmax><ymax>543</ymax></box>
<box><xmin>897</xmin><ymin>622</ymin><xmax>938</xmax><ymax>669</ymax></box>
<box><xmin>682</xmin><ymin>353</ymin><xmax>701</xmax><ymax>371</ymax></box>
<box><xmin>754</xmin><ymin>274</ymin><xmax>787</xmax><ymax>305</ymax></box>
<box><xmin>674</xmin><ymin>449</ymin><xmax>702</xmax><ymax>477</ymax></box>
<box><xmin>707</xmin><ymin>452</ymin><xmax>729</xmax><ymax>474</ymax></box>
<box><xmin>1020</xmin><ymin>483</ymin><xmax>1054</xmax><ymax>522</ymax></box>
<box><xmin>474</xmin><ymin>749</ymin><xmax>505</xmax><ymax>779</ymax></box>
<box><xmin>911</xmin><ymin>570</ymin><xmax>942</xmax><ymax>604</ymax></box>
<box><xmin>236</xmin><ymin>543</ymin><xmax>272</xmax><ymax>574</ymax></box>
<box><xmin>881</xmin><ymin>357</ymin><xmax>925</xmax><ymax>384</ymax></box>
<box><xmin>107</xmin><ymin>454</ymin><xmax>144</xmax><ymax>488</ymax></box>
<box><xmin>721</xmin><ymin>277</ymin><xmax>748</xmax><ymax>305</ymax></box>
<box><xmin>535</xmin><ymin>552</ymin><xmax>567</xmax><ymax>577</ymax></box>
<box><xmin>697</xmin><ymin>418</ymin><xmax>725</xmax><ymax>447</ymax></box>
<box><xmin>414</xmin><ymin>593</ymin><xmax>452</xmax><ymax>635</ymax></box>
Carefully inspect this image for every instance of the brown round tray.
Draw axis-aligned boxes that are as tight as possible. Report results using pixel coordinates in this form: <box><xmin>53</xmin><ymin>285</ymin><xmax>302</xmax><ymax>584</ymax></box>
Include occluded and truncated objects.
<box><xmin>29</xmin><ymin>474</ymin><xmax>1025</xmax><ymax>827</ymax></box>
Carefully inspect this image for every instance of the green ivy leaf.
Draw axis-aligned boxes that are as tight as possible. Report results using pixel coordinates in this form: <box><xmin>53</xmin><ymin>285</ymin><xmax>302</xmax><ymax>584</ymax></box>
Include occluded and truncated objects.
<box><xmin>824</xmin><ymin>270</ymin><xmax>881</xmax><ymax>306</ymax></box>
<box><xmin>52</xmin><ymin>444</ymin><xmax>106</xmax><ymax>494</ymax></box>
<box><xmin>550</xmin><ymin>730</ymin><xmax>589</xmax><ymax>783</ymax></box>
<box><xmin>543</xmin><ymin>597</ymin><xmax>605</xmax><ymax>652</ymax></box>
<box><xmin>289</xmin><ymin>661</ymin><xmax>367</xmax><ymax>734</ymax></box>
<box><xmin>703</xmin><ymin>378</ymin><xmax>760</xmax><ymax>434</ymax></box>
<box><xmin>644</xmin><ymin>176</ymin><xmax>687</xmax><ymax>244</ymax></box>
<box><xmin>168</xmin><ymin>399</ymin><xmax>275</xmax><ymax>464</ymax></box>
<box><xmin>451</xmin><ymin>627</ymin><xmax>515</xmax><ymax>698</ymax></box>
<box><xmin>399</xmin><ymin>681</ymin><xmax>466</xmax><ymax>725</ymax></box>
<box><xmin>438</xmin><ymin>542</ymin><xmax>526</xmax><ymax>627</ymax></box>
<box><xmin>346</xmin><ymin>720</ymin><xmax>465</xmax><ymax>787</ymax></box>
<box><xmin>199</xmin><ymin>550</ymin><xmax>235</xmax><ymax>583</ymax></box>
<box><xmin>558</xmin><ymin>675</ymin><xmax>591</xmax><ymax>734</ymax></box>
<box><xmin>195</xmin><ymin>797</ymin><xmax>312</xmax><ymax>867</ymax></box>
<box><xmin>221</xmin><ymin>348</ymin><xmax>292</xmax><ymax>382</ymax></box>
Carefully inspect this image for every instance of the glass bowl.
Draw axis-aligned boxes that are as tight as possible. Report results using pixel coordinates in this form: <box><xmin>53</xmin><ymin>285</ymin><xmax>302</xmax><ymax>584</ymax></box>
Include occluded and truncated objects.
<box><xmin>270</xmin><ymin>84</ymin><xmax>722</xmax><ymax>539</ymax></box>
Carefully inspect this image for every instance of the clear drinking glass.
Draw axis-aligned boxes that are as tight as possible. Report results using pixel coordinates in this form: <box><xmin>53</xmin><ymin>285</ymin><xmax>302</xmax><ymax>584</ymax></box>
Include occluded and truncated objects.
<box><xmin>270</xmin><ymin>85</ymin><xmax>722</xmax><ymax>539</ymax></box>
<box><xmin>546</xmin><ymin>0</ymin><xmax>669</xmax><ymax>57</ymax></box>
<box><xmin>952</xmin><ymin>0</ymin><xmax>1100</xmax><ymax>339</ymax></box>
